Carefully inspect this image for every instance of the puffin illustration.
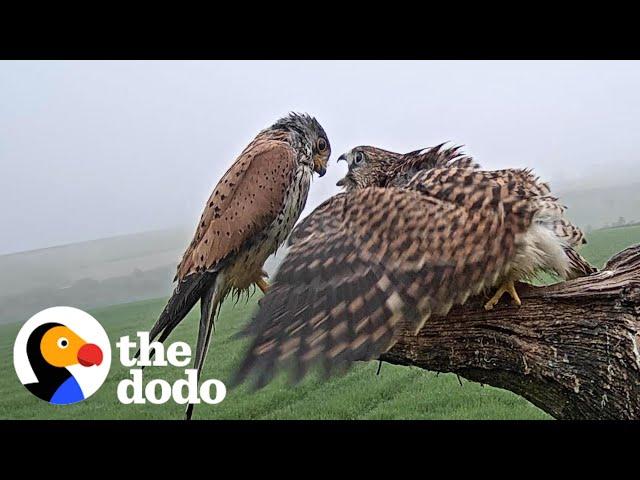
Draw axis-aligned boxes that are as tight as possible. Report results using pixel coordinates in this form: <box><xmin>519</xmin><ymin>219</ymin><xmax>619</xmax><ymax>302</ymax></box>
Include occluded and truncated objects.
<box><xmin>25</xmin><ymin>322</ymin><xmax>103</xmax><ymax>404</ymax></box>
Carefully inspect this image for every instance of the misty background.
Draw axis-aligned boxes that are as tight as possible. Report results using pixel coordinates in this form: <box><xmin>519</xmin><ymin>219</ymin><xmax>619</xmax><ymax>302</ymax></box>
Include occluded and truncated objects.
<box><xmin>1</xmin><ymin>61</ymin><xmax>639</xmax><ymax>323</ymax></box>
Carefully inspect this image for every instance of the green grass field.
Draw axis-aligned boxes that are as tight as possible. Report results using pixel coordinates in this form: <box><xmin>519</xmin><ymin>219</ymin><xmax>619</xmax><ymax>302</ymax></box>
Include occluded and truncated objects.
<box><xmin>2</xmin><ymin>225</ymin><xmax>639</xmax><ymax>420</ymax></box>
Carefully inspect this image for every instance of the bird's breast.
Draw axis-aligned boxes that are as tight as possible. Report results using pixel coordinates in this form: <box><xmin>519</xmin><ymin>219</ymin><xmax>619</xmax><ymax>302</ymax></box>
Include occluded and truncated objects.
<box><xmin>227</xmin><ymin>165</ymin><xmax>312</xmax><ymax>292</ymax></box>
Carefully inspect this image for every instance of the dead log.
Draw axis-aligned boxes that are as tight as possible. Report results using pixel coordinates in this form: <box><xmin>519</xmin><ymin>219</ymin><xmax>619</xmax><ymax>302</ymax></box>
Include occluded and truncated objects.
<box><xmin>380</xmin><ymin>244</ymin><xmax>640</xmax><ymax>419</ymax></box>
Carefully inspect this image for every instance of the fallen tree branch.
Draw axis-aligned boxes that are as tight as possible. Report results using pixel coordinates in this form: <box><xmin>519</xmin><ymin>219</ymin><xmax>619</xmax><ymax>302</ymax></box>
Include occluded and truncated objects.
<box><xmin>379</xmin><ymin>244</ymin><xmax>640</xmax><ymax>419</ymax></box>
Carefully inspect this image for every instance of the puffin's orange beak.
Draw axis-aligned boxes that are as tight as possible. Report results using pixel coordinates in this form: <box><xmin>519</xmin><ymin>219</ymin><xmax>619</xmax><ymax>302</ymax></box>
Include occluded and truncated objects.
<box><xmin>77</xmin><ymin>343</ymin><xmax>103</xmax><ymax>367</ymax></box>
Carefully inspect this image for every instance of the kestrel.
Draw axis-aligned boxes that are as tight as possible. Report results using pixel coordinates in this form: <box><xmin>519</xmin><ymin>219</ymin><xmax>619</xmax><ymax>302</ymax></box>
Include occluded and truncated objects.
<box><xmin>232</xmin><ymin>143</ymin><xmax>595</xmax><ymax>388</ymax></box>
<box><xmin>140</xmin><ymin>113</ymin><xmax>330</xmax><ymax>418</ymax></box>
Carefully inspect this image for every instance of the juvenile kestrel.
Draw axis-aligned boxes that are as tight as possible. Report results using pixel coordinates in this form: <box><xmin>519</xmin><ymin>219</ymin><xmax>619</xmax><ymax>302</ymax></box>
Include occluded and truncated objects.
<box><xmin>140</xmin><ymin>113</ymin><xmax>330</xmax><ymax>418</ymax></box>
<box><xmin>232</xmin><ymin>143</ymin><xmax>595</xmax><ymax>388</ymax></box>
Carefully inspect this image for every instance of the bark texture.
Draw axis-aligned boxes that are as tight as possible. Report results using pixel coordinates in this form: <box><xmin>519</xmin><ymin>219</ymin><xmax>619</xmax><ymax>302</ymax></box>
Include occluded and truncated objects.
<box><xmin>380</xmin><ymin>244</ymin><xmax>640</xmax><ymax>419</ymax></box>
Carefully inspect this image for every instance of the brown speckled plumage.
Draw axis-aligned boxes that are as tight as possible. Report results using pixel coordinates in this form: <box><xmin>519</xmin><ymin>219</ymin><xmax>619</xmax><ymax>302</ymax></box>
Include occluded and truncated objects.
<box><xmin>141</xmin><ymin>113</ymin><xmax>330</xmax><ymax>418</ymax></box>
<box><xmin>336</xmin><ymin>143</ymin><xmax>477</xmax><ymax>190</ymax></box>
<box><xmin>175</xmin><ymin>131</ymin><xmax>297</xmax><ymax>282</ymax></box>
<box><xmin>233</xmin><ymin>144</ymin><xmax>595</xmax><ymax>389</ymax></box>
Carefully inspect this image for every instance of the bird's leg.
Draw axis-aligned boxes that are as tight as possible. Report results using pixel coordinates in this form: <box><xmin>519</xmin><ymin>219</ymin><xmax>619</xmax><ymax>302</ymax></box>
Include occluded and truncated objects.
<box><xmin>484</xmin><ymin>280</ymin><xmax>521</xmax><ymax>311</ymax></box>
<box><xmin>256</xmin><ymin>277</ymin><xmax>269</xmax><ymax>294</ymax></box>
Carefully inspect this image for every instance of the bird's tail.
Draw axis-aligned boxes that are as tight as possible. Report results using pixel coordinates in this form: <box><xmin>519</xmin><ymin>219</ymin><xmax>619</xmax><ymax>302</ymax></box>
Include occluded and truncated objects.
<box><xmin>564</xmin><ymin>247</ymin><xmax>597</xmax><ymax>280</ymax></box>
<box><xmin>135</xmin><ymin>271</ymin><xmax>214</xmax><ymax>359</ymax></box>
<box><xmin>184</xmin><ymin>272</ymin><xmax>226</xmax><ymax>420</ymax></box>
<box><xmin>134</xmin><ymin>270</ymin><xmax>226</xmax><ymax>420</ymax></box>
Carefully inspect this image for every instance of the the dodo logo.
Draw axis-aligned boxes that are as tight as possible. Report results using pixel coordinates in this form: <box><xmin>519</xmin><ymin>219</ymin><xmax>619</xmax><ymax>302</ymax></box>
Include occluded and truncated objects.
<box><xmin>13</xmin><ymin>307</ymin><xmax>111</xmax><ymax>405</ymax></box>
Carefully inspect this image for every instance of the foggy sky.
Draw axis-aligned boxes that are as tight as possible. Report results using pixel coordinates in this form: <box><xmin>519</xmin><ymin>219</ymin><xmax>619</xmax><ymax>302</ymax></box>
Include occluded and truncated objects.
<box><xmin>1</xmin><ymin>60</ymin><xmax>639</xmax><ymax>255</ymax></box>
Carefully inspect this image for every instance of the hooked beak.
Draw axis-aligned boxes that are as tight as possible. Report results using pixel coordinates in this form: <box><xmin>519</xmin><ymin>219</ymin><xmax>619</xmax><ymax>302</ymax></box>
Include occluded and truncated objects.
<box><xmin>336</xmin><ymin>154</ymin><xmax>348</xmax><ymax>187</ymax></box>
<box><xmin>313</xmin><ymin>156</ymin><xmax>327</xmax><ymax>177</ymax></box>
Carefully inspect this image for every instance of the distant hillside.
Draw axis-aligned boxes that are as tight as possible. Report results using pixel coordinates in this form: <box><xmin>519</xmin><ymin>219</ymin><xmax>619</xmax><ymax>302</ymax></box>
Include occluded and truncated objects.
<box><xmin>0</xmin><ymin>228</ymin><xmax>185</xmax><ymax>324</ymax></box>
<box><xmin>0</xmin><ymin>228</ymin><xmax>288</xmax><ymax>325</ymax></box>
<box><xmin>559</xmin><ymin>182</ymin><xmax>640</xmax><ymax>230</ymax></box>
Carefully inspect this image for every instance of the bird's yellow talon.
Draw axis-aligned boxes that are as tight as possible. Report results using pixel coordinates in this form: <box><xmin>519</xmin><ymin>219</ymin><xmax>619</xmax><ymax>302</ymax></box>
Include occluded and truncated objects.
<box><xmin>484</xmin><ymin>280</ymin><xmax>520</xmax><ymax>310</ymax></box>
<box><xmin>507</xmin><ymin>281</ymin><xmax>522</xmax><ymax>306</ymax></box>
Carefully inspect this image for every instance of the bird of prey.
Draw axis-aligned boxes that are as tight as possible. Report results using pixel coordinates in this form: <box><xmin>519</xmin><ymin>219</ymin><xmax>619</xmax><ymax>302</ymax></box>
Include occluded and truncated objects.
<box><xmin>232</xmin><ymin>143</ymin><xmax>595</xmax><ymax>388</ymax></box>
<box><xmin>141</xmin><ymin>113</ymin><xmax>330</xmax><ymax>418</ymax></box>
<box><xmin>335</xmin><ymin>143</ymin><xmax>478</xmax><ymax>189</ymax></box>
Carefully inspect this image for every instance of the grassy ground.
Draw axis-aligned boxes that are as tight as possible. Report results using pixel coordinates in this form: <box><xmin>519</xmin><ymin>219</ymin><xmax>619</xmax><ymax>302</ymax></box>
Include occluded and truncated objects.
<box><xmin>2</xmin><ymin>225</ymin><xmax>638</xmax><ymax>420</ymax></box>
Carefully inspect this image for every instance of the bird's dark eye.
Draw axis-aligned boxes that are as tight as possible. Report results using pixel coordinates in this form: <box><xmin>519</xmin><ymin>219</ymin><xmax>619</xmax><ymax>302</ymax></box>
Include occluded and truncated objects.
<box><xmin>317</xmin><ymin>138</ymin><xmax>327</xmax><ymax>152</ymax></box>
<box><xmin>354</xmin><ymin>151</ymin><xmax>365</xmax><ymax>165</ymax></box>
<box><xmin>57</xmin><ymin>337</ymin><xmax>69</xmax><ymax>349</ymax></box>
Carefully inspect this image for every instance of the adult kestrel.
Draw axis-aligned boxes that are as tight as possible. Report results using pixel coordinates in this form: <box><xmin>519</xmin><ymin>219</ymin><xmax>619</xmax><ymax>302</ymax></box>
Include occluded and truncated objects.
<box><xmin>232</xmin><ymin>143</ymin><xmax>595</xmax><ymax>388</ymax></box>
<box><xmin>141</xmin><ymin>113</ymin><xmax>330</xmax><ymax>418</ymax></box>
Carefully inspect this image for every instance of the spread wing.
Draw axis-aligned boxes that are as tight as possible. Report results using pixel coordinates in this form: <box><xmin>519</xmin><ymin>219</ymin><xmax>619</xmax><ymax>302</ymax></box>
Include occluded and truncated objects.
<box><xmin>176</xmin><ymin>137</ymin><xmax>298</xmax><ymax>280</ymax></box>
<box><xmin>387</xmin><ymin>144</ymin><xmax>479</xmax><ymax>188</ymax></box>
<box><xmin>233</xmin><ymin>169</ymin><xmax>536</xmax><ymax>388</ymax></box>
<box><xmin>401</xmin><ymin>143</ymin><xmax>478</xmax><ymax>170</ymax></box>
<box><xmin>286</xmin><ymin>193</ymin><xmax>348</xmax><ymax>247</ymax></box>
